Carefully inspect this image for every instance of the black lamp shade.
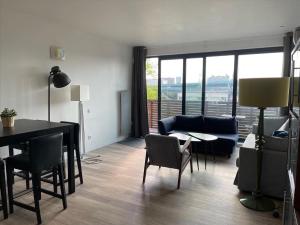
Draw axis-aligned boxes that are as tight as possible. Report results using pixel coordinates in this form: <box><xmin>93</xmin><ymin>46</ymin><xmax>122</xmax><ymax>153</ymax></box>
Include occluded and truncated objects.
<box><xmin>52</xmin><ymin>72</ymin><xmax>71</xmax><ymax>88</ymax></box>
<box><xmin>50</xmin><ymin>66</ymin><xmax>71</xmax><ymax>88</ymax></box>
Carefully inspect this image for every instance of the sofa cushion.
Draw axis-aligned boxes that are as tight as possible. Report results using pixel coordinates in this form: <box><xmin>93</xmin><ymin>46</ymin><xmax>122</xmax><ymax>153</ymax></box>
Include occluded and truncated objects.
<box><xmin>174</xmin><ymin>115</ymin><xmax>204</xmax><ymax>132</ymax></box>
<box><xmin>158</xmin><ymin>116</ymin><xmax>176</xmax><ymax>135</ymax></box>
<box><xmin>203</xmin><ymin>116</ymin><xmax>237</xmax><ymax>134</ymax></box>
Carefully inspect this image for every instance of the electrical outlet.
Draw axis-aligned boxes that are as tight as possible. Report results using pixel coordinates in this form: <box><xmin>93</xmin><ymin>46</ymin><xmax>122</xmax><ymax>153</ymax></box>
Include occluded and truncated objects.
<box><xmin>88</xmin><ymin>135</ymin><xmax>92</xmax><ymax>140</ymax></box>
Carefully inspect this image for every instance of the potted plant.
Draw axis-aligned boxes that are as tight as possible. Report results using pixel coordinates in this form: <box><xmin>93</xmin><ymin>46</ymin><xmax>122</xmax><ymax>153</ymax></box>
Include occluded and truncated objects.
<box><xmin>0</xmin><ymin>108</ymin><xmax>17</xmax><ymax>128</ymax></box>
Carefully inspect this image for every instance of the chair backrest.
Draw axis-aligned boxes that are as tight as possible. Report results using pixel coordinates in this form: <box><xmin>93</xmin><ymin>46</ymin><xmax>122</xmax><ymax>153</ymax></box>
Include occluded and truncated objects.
<box><xmin>145</xmin><ymin>134</ymin><xmax>182</xmax><ymax>169</ymax></box>
<box><xmin>29</xmin><ymin>133</ymin><xmax>63</xmax><ymax>173</ymax></box>
<box><xmin>60</xmin><ymin>121</ymin><xmax>80</xmax><ymax>147</ymax></box>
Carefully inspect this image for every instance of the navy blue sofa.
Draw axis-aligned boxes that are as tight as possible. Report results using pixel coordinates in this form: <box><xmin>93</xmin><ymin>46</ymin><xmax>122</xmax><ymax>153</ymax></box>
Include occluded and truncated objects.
<box><xmin>158</xmin><ymin>115</ymin><xmax>238</xmax><ymax>157</ymax></box>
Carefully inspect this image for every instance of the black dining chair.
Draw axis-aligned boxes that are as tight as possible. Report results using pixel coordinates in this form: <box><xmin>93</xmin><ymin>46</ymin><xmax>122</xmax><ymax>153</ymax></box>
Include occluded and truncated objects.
<box><xmin>60</xmin><ymin>121</ymin><xmax>83</xmax><ymax>184</ymax></box>
<box><xmin>0</xmin><ymin>159</ymin><xmax>8</xmax><ymax>219</ymax></box>
<box><xmin>9</xmin><ymin>142</ymin><xmax>31</xmax><ymax>189</ymax></box>
<box><xmin>42</xmin><ymin>121</ymin><xmax>83</xmax><ymax>193</ymax></box>
<box><xmin>6</xmin><ymin>133</ymin><xmax>67</xmax><ymax>224</ymax></box>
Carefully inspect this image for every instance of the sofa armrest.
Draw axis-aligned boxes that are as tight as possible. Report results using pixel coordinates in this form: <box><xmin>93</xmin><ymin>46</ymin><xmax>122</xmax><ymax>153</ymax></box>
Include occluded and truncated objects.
<box><xmin>158</xmin><ymin>116</ymin><xmax>176</xmax><ymax>135</ymax></box>
<box><xmin>264</xmin><ymin>136</ymin><xmax>288</xmax><ymax>152</ymax></box>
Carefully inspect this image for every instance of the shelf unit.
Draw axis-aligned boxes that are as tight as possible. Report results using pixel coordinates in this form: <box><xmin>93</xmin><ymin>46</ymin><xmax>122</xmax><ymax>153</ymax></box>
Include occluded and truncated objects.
<box><xmin>284</xmin><ymin>38</ymin><xmax>300</xmax><ymax>225</ymax></box>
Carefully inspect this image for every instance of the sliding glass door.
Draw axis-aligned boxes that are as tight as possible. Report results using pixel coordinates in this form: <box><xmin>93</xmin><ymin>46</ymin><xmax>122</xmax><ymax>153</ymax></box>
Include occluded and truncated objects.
<box><xmin>205</xmin><ymin>55</ymin><xmax>234</xmax><ymax>117</ymax></box>
<box><xmin>160</xmin><ymin>59</ymin><xmax>183</xmax><ymax>119</ymax></box>
<box><xmin>186</xmin><ymin>58</ymin><xmax>203</xmax><ymax>115</ymax></box>
<box><xmin>145</xmin><ymin>47</ymin><xmax>284</xmax><ymax>139</ymax></box>
<box><xmin>237</xmin><ymin>52</ymin><xmax>284</xmax><ymax>138</ymax></box>
<box><xmin>146</xmin><ymin>57</ymin><xmax>159</xmax><ymax>130</ymax></box>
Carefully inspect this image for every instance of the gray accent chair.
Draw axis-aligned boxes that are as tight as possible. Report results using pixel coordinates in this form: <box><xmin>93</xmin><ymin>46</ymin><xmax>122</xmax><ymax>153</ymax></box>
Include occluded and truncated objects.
<box><xmin>234</xmin><ymin>116</ymin><xmax>290</xmax><ymax>198</ymax></box>
<box><xmin>143</xmin><ymin>134</ymin><xmax>193</xmax><ymax>189</ymax></box>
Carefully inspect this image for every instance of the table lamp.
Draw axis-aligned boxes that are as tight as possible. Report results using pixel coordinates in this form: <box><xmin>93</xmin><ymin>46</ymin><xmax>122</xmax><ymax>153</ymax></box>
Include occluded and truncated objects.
<box><xmin>71</xmin><ymin>85</ymin><xmax>90</xmax><ymax>156</ymax></box>
<box><xmin>239</xmin><ymin>77</ymin><xmax>290</xmax><ymax>211</ymax></box>
<box><xmin>48</xmin><ymin>66</ymin><xmax>71</xmax><ymax>121</ymax></box>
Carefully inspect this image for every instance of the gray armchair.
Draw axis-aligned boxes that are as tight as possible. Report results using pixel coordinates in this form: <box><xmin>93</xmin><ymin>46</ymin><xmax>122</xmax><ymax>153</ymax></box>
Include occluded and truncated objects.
<box><xmin>143</xmin><ymin>134</ymin><xmax>193</xmax><ymax>189</ymax></box>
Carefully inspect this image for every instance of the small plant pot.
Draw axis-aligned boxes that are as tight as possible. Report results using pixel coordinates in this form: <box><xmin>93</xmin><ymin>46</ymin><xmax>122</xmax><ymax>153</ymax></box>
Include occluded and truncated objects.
<box><xmin>1</xmin><ymin>117</ymin><xmax>15</xmax><ymax>128</ymax></box>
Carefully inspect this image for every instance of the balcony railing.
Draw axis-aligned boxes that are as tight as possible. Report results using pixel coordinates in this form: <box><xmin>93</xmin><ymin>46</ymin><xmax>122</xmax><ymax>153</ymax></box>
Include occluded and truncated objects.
<box><xmin>147</xmin><ymin>100</ymin><xmax>280</xmax><ymax>139</ymax></box>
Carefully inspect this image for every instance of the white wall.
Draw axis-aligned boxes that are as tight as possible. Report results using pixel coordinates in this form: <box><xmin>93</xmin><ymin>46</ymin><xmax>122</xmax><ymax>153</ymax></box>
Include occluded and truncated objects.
<box><xmin>0</xmin><ymin>3</ymin><xmax>132</xmax><ymax>153</ymax></box>
<box><xmin>147</xmin><ymin>34</ymin><xmax>283</xmax><ymax>56</ymax></box>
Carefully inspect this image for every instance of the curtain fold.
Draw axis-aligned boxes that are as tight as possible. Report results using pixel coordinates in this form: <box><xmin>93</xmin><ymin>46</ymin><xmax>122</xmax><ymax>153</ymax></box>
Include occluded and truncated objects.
<box><xmin>281</xmin><ymin>32</ymin><xmax>294</xmax><ymax>116</ymax></box>
<box><xmin>131</xmin><ymin>46</ymin><xmax>149</xmax><ymax>137</ymax></box>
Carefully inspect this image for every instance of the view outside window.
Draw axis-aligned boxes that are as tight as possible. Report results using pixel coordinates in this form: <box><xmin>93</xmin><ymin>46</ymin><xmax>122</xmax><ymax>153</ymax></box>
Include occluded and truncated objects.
<box><xmin>146</xmin><ymin>58</ymin><xmax>158</xmax><ymax>130</ymax></box>
<box><xmin>237</xmin><ymin>52</ymin><xmax>284</xmax><ymax>139</ymax></box>
<box><xmin>161</xmin><ymin>59</ymin><xmax>183</xmax><ymax>119</ymax></box>
<box><xmin>186</xmin><ymin>58</ymin><xmax>203</xmax><ymax>115</ymax></box>
<box><xmin>205</xmin><ymin>55</ymin><xmax>234</xmax><ymax>116</ymax></box>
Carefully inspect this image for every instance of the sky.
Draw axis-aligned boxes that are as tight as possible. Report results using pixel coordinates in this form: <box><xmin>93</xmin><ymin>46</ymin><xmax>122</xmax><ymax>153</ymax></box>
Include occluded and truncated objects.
<box><xmin>147</xmin><ymin>52</ymin><xmax>284</xmax><ymax>83</ymax></box>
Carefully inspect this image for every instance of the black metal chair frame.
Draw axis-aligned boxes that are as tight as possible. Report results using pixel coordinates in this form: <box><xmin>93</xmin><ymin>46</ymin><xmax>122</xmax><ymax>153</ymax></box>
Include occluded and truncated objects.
<box><xmin>0</xmin><ymin>160</ymin><xmax>8</xmax><ymax>219</ymax></box>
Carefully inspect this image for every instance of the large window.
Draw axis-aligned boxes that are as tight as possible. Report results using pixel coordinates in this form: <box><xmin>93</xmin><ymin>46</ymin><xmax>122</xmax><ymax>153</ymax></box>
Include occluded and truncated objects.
<box><xmin>186</xmin><ymin>58</ymin><xmax>203</xmax><ymax>115</ymax></box>
<box><xmin>146</xmin><ymin>48</ymin><xmax>284</xmax><ymax>139</ymax></box>
<box><xmin>161</xmin><ymin>59</ymin><xmax>183</xmax><ymax>119</ymax></box>
<box><xmin>237</xmin><ymin>52</ymin><xmax>284</xmax><ymax>138</ymax></box>
<box><xmin>205</xmin><ymin>55</ymin><xmax>234</xmax><ymax>117</ymax></box>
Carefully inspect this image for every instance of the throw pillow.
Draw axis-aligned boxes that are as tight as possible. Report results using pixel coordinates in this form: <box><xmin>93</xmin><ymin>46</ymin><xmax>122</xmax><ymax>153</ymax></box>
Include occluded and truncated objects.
<box><xmin>272</xmin><ymin>130</ymin><xmax>289</xmax><ymax>138</ymax></box>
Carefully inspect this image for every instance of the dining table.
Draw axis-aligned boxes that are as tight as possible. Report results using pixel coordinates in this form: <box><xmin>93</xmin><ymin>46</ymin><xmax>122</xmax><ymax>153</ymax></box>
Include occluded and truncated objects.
<box><xmin>0</xmin><ymin>119</ymin><xmax>76</xmax><ymax>194</ymax></box>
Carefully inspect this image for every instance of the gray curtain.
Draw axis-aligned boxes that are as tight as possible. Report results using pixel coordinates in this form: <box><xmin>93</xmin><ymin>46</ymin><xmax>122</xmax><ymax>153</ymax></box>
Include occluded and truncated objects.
<box><xmin>281</xmin><ymin>32</ymin><xmax>294</xmax><ymax>116</ymax></box>
<box><xmin>131</xmin><ymin>46</ymin><xmax>149</xmax><ymax>137</ymax></box>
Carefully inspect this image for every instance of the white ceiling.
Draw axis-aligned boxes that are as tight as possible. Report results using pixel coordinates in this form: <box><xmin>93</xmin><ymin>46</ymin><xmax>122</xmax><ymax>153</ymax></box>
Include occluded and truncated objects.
<box><xmin>2</xmin><ymin>0</ymin><xmax>300</xmax><ymax>46</ymax></box>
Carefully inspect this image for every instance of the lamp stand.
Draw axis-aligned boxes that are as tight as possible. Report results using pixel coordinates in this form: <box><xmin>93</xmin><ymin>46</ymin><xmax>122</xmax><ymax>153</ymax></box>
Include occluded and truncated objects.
<box><xmin>78</xmin><ymin>101</ymin><xmax>86</xmax><ymax>157</ymax></box>
<box><xmin>240</xmin><ymin>107</ymin><xmax>275</xmax><ymax>211</ymax></box>
<box><xmin>48</xmin><ymin>74</ymin><xmax>53</xmax><ymax>122</ymax></box>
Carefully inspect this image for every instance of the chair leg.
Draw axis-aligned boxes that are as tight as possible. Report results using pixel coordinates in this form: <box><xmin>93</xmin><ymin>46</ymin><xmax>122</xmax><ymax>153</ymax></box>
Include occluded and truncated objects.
<box><xmin>8</xmin><ymin>146</ymin><xmax>15</xmax><ymax>184</ymax></box>
<box><xmin>190</xmin><ymin>157</ymin><xmax>193</xmax><ymax>173</ymax></box>
<box><xmin>177</xmin><ymin>169</ymin><xmax>182</xmax><ymax>189</ymax></box>
<box><xmin>142</xmin><ymin>153</ymin><xmax>148</xmax><ymax>184</ymax></box>
<box><xmin>58</xmin><ymin>165</ymin><xmax>67</xmax><ymax>209</ymax></box>
<box><xmin>53</xmin><ymin>168</ymin><xmax>58</xmax><ymax>194</ymax></box>
<box><xmin>6</xmin><ymin>165</ymin><xmax>14</xmax><ymax>214</ymax></box>
<box><xmin>189</xmin><ymin>145</ymin><xmax>193</xmax><ymax>173</ymax></box>
<box><xmin>32</xmin><ymin>174</ymin><xmax>42</xmax><ymax>225</ymax></box>
<box><xmin>75</xmin><ymin>146</ymin><xmax>83</xmax><ymax>184</ymax></box>
<box><xmin>62</xmin><ymin>154</ymin><xmax>66</xmax><ymax>179</ymax></box>
<box><xmin>0</xmin><ymin>165</ymin><xmax>8</xmax><ymax>219</ymax></box>
<box><xmin>25</xmin><ymin>171</ymin><xmax>30</xmax><ymax>190</ymax></box>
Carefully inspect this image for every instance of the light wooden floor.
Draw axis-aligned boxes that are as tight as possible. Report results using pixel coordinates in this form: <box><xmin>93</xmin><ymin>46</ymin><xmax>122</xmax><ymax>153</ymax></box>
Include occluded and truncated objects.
<box><xmin>1</xmin><ymin>140</ymin><xmax>282</xmax><ymax>225</ymax></box>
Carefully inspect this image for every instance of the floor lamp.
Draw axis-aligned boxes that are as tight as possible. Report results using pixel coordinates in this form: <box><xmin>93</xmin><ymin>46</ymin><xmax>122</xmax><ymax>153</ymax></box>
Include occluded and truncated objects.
<box><xmin>239</xmin><ymin>77</ymin><xmax>290</xmax><ymax>211</ymax></box>
<box><xmin>71</xmin><ymin>85</ymin><xmax>90</xmax><ymax>156</ymax></box>
<box><xmin>48</xmin><ymin>66</ymin><xmax>71</xmax><ymax>122</ymax></box>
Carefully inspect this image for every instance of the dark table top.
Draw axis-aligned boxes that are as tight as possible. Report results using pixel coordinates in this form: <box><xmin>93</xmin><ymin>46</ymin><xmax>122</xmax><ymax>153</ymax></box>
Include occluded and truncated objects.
<box><xmin>0</xmin><ymin>119</ymin><xmax>72</xmax><ymax>138</ymax></box>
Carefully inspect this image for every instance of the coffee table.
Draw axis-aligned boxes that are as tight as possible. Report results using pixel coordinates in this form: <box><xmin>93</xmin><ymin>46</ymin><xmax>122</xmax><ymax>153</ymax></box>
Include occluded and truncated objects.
<box><xmin>188</xmin><ymin>132</ymin><xmax>218</xmax><ymax>170</ymax></box>
<box><xmin>169</xmin><ymin>133</ymin><xmax>201</xmax><ymax>170</ymax></box>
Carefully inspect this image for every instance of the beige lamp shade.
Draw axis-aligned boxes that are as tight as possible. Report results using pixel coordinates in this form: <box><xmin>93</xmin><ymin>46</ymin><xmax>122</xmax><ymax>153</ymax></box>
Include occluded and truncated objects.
<box><xmin>71</xmin><ymin>85</ymin><xmax>90</xmax><ymax>101</ymax></box>
<box><xmin>239</xmin><ymin>77</ymin><xmax>290</xmax><ymax>107</ymax></box>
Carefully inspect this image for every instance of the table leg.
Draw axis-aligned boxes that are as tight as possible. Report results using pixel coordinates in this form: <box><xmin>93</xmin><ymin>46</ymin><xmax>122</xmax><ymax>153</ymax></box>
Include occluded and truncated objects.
<box><xmin>196</xmin><ymin>151</ymin><xmax>199</xmax><ymax>171</ymax></box>
<box><xmin>67</xmin><ymin>126</ymin><xmax>75</xmax><ymax>194</ymax></box>
<box><xmin>205</xmin><ymin>142</ymin><xmax>207</xmax><ymax>170</ymax></box>
<box><xmin>212</xmin><ymin>142</ymin><xmax>216</xmax><ymax>162</ymax></box>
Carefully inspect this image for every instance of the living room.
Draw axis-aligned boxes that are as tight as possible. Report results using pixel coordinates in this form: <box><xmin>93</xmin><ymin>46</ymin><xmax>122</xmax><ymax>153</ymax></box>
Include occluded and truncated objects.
<box><xmin>0</xmin><ymin>0</ymin><xmax>299</xmax><ymax>225</ymax></box>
